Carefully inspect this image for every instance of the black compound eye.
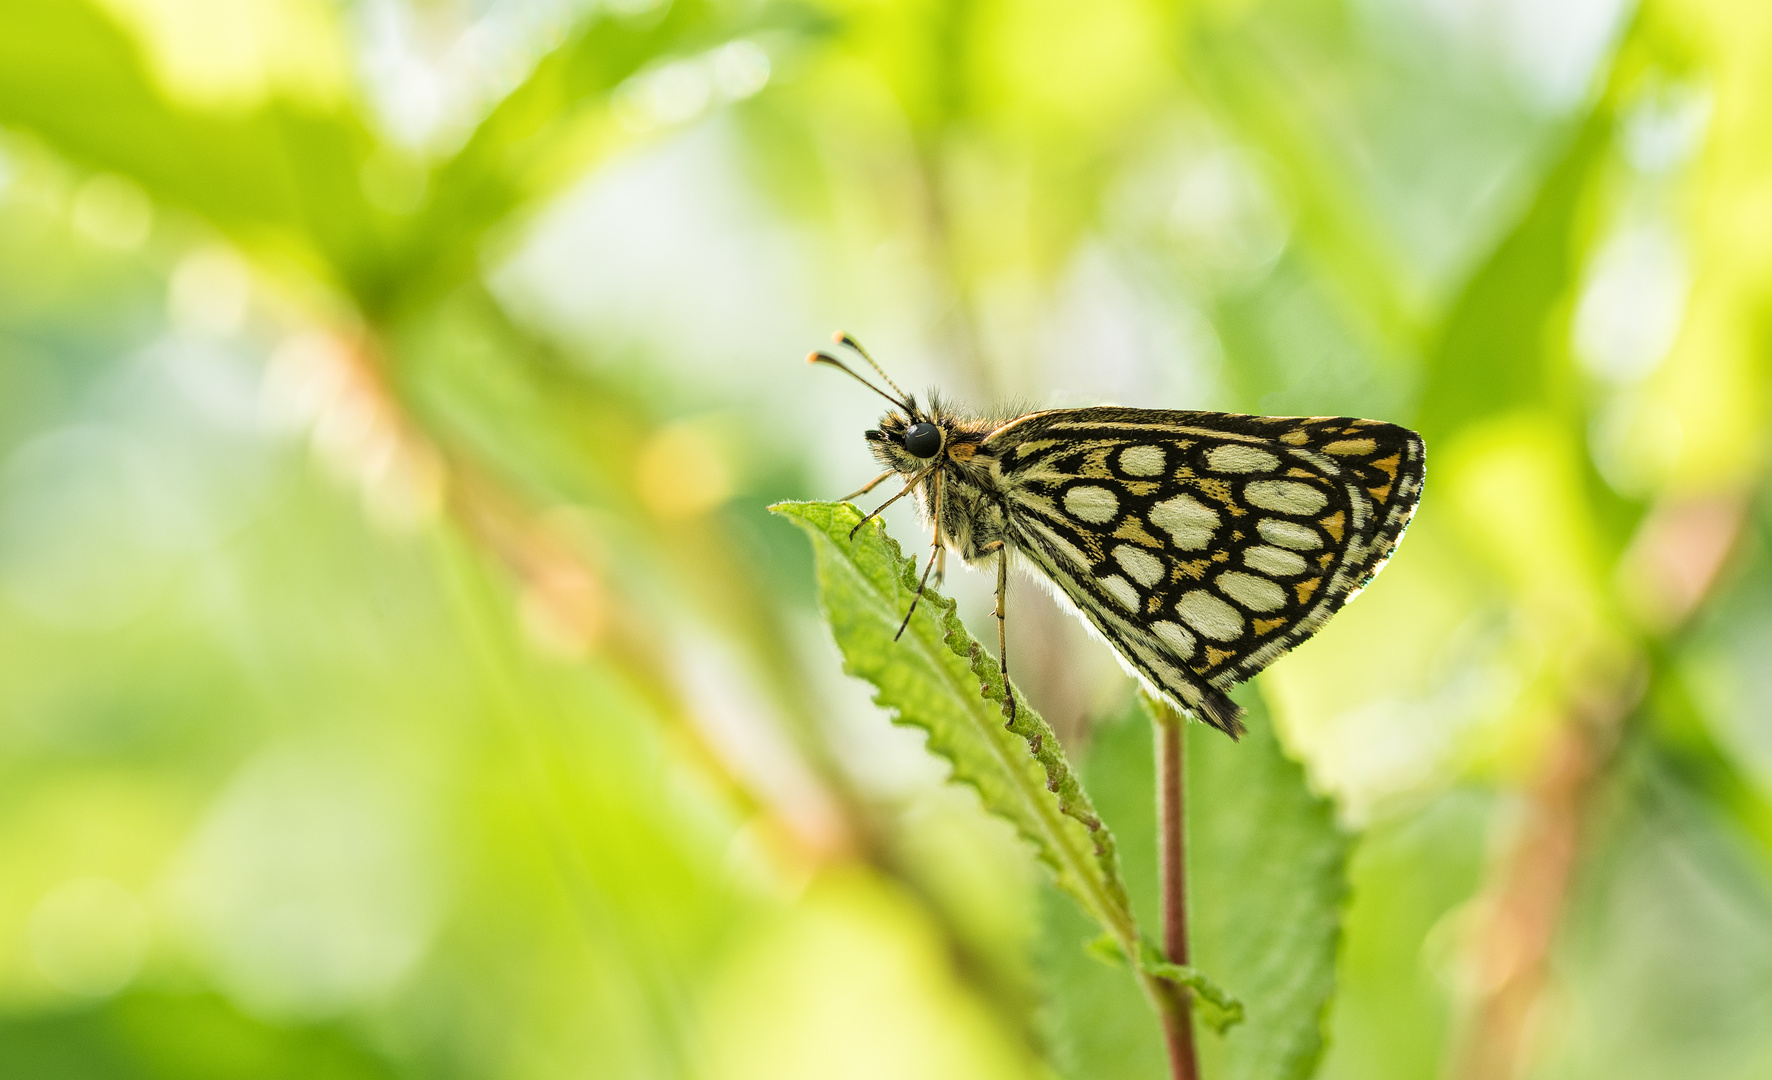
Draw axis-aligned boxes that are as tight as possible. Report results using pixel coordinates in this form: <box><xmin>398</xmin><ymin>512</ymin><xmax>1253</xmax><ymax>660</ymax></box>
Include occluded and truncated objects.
<box><xmin>903</xmin><ymin>422</ymin><xmax>942</xmax><ymax>458</ymax></box>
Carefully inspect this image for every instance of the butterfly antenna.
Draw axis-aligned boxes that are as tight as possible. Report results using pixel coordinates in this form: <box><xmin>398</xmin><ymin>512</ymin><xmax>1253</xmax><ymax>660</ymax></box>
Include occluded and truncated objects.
<box><xmin>807</xmin><ymin>350</ymin><xmax>915</xmax><ymax>414</ymax></box>
<box><xmin>834</xmin><ymin>332</ymin><xmax>913</xmax><ymax>407</ymax></box>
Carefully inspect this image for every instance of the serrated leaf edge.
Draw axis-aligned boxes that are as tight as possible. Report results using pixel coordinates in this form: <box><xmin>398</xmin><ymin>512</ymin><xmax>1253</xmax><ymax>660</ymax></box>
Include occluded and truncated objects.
<box><xmin>770</xmin><ymin>499</ymin><xmax>1147</xmax><ymax>962</ymax></box>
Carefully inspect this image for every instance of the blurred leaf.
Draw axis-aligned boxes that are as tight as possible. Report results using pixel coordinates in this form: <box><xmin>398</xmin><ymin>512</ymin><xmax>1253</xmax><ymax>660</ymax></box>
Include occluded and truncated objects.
<box><xmin>0</xmin><ymin>0</ymin><xmax>812</xmax><ymax>316</ymax></box>
<box><xmin>0</xmin><ymin>991</ymin><xmax>400</xmax><ymax>1080</ymax></box>
<box><xmin>1414</xmin><ymin>106</ymin><xmax>1609</xmax><ymax>442</ymax></box>
<box><xmin>1666</xmin><ymin>489</ymin><xmax>1772</xmax><ymax>858</ymax></box>
<box><xmin>1319</xmin><ymin>791</ymin><xmax>1493</xmax><ymax>1080</ymax></box>
<box><xmin>1037</xmin><ymin>878</ymin><xmax>1167</xmax><ymax>1079</ymax></box>
<box><xmin>1185</xmin><ymin>12</ymin><xmax>1419</xmax><ymax>336</ymax></box>
<box><xmin>769</xmin><ymin>500</ymin><xmax>1145</xmax><ymax>957</ymax></box>
<box><xmin>0</xmin><ymin>0</ymin><xmax>383</xmax><ymax>294</ymax></box>
<box><xmin>402</xmin><ymin>0</ymin><xmax>755</xmax><ymax>315</ymax></box>
<box><xmin>1545</xmin><ymin>741</ymin><xmax>1772</xmax><ymax>1079</ymax></box>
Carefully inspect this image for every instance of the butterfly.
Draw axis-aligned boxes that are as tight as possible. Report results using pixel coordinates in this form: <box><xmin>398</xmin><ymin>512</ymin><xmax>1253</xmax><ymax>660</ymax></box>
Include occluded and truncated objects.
<box><xmin>812</xmin><ymin>333</ymin><xmax>1426</xmax><ymax>738</ymax></box>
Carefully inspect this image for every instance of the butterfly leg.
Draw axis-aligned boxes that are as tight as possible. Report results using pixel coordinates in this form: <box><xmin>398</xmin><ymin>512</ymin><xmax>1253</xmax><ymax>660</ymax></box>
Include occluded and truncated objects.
<box><xmin>983</xmin><ymin>540</ymin><xmax>1013</xmax><ymax>722</ymax></box>
<box><xmin>836</xmin><ymin>469</ymin><xmax>893</xmax><ymax>504</ymax></box>
<box><xmin>849</xmin><ymin>463</ymin><xmax>938</xmax><ymax>539</ymax></box>
<box><xmin>894</xmin><ymin>471</ymin><xmax>944</xmax><ymax>640</ymax></box>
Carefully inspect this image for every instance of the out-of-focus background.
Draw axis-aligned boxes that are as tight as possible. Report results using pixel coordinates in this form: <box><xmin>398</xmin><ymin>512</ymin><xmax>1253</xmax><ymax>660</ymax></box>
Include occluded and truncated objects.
<box><xmin>1</xmin><ymin>0</ymin><xmax>1770</xmax><ymax>1078</ymax></box>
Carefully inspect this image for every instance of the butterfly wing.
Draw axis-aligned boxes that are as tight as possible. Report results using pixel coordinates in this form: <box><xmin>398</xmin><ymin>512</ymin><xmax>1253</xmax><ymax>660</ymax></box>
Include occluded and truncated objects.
<box><xmin>983</xmin><ymin>407</ymin><xmax>1425</xmax><ymax>737</ymax></box>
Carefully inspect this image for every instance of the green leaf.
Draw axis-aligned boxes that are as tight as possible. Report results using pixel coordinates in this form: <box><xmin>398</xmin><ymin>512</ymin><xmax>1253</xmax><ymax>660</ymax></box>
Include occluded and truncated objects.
<box><xmin>1084</xmin><ymin>930</ymin><xmax>1129</xmax><ymax>967</ymax></box>
<box><xmin>1414</xmin><ymin>105</ymin><xmax>1612</xmax><ymax>441</ymax></box>
<box><xmin>1319</xmin><ymin>791</ymin><xmax>1492</xmax><ymax>1080</ymax></box>
<box><xmin>1135</xmin><ymin>941</ymin><xmax>1245</xmax><ymax>1035</ymax></box>
<box><xmin>1185</xmin><ymin>695</ymin><xmax>1352</xmax><ymax>1080</ymax></box>
<box><xmin>1043</xmin><ymin>697</ymin><xmax>1351</xmax><ymax>1079</ymax></box>
<box><xmin>0</xmin><ymin>990</ymin><xmax>403</xmax><ymax>1080</ymax></box>
<box><xmin>768</xmin><ymin>500</ymin><xmax>1145</xmax><ymax>961</ymax></box>
<box><xmin>1081</xmin><ymin>933</ymin><xmax>1245</xmax><ymax>1035</ymax></box>
<box><xmin>0</xmin><ymin>0</ymin><xmax>797</xmax><ymax>315</ymax></box>
<box><xmin>1036</xmin><ymin>881</ymin><xmax>1167</xmax><ymax>1079</ymax></box>
<box><xmin>400</xmin><ymin>0</ymin><xmax>736</xmax><ymax>313</ymax></box>
<box><xmin>0</xmin><ymin>0</ymin><xmax>386</xmax><ymax>294</ymax></box>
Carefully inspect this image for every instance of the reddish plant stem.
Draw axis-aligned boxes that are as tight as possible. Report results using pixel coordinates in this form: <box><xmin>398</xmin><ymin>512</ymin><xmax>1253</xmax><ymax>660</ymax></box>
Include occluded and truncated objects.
<box><xmin>1157</xmin><ymin>708</ymin><xmax>1200</xmax><ymax>1080</ymax></box>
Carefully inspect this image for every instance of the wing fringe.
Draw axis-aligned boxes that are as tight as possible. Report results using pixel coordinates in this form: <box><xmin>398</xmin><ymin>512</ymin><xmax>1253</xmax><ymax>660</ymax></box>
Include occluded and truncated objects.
<box><xmin>1189</xmin><ymin>686</ymin><xmax>1245</xmax><ymax>740</ymax></box>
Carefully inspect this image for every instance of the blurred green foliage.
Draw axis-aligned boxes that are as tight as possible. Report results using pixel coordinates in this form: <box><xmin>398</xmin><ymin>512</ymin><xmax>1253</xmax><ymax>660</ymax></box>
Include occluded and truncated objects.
<box><xmin>1</xmin><ymin>0</ymin><xmax>1771</xmax><ymax>1078</ymax></box>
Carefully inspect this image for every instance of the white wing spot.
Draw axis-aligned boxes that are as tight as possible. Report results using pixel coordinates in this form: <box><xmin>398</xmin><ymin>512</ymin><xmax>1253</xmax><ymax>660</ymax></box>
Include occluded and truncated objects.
<box><xmin>1244</xmin><ymin>545</ymin><xmax>1307</xmax><ymax>576</ymax></box>
<box><xmin>1149</xmin><ymin>494</ymin><xmax>1219</xmax><ymax>550</ymax></box>
<box><xmin>1100</xmin><ymin>574</ymin><xmax>1141</xmax><ymax>611</ymax></box>
<box><xmin>1151</xmin><ymin>620</ymin><xmax>1197</xmax><ymax>661</ymax></box>
<box><xmin>1177</xmin><ymin>590</ymin><xmax>1244</xmax><ymax>641</ymax></box>
<box><xmin>1206</xmin><ymin>445</ymin><xmax>1279</xmax><ymax>473</ymax></box>
<box><xmin>1118</xmin><ymin>445</ymin><xmax>1166</xmax><ymax>476</ymax></box>
<box><xmin>1113</xmin><ymin>544</ymin><xmax>1165</xmax><ymax>587</ymax></box>
<box><xmin>1244</xmin><ymin>480</ymin><xmax>1329</xmax><ymax>515</ymax></box>
<box><xmin>1064</xmin><ymin>484</ymin><xmax>1120</xmax><ymax>524</ymax></box>
<box><xmin>1217</xmin><ymin>571</ymin><xmax>1287</xmax><ymax>612</ymax></box>
<box><xmin>1257</xmin><ymin>518</ymin><xmax>1323</xmax><ymax>550</ymax></box>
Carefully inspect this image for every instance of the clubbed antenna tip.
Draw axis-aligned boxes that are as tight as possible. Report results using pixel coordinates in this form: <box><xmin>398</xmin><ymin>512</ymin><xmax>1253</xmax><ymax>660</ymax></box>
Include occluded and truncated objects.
<box><xmin>830</xmin><ymin>331</ymin><xmax>911</xmax><ymax>404</ymax></box>
<box><xmin>807</xmin><ymin>348</ymin><xmax>913</xmax><ymax>414</ymax></box>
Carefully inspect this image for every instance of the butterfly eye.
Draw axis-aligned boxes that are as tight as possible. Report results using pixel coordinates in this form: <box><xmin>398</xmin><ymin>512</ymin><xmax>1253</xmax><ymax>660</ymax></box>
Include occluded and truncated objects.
<box><xmin>903</xmin><ymin>422</ymin><xmax>942</xmax><ymax>458</ymax></box>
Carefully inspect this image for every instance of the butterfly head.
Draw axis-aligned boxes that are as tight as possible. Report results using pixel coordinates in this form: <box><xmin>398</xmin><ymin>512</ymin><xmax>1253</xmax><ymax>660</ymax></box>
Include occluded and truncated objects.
<box><xmin>809</xmin><ymin>332</ymin><xmax>953</xmax><ymax>476</ymax></box>
<box><xmin>866</xmin><ymin>406</ymin><xmax>947</xmax><ymax>474</ymax></box>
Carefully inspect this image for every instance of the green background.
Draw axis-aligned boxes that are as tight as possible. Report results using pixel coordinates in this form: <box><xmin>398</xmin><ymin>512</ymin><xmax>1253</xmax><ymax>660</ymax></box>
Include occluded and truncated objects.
<box><xmin>1</xmin><ymin>0</ymin><xmax>1770</xmax><ymax>1077</ymax></box>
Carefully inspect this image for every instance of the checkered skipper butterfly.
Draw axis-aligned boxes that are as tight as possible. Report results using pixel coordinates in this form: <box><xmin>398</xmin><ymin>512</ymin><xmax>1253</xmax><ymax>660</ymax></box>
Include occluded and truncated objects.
<box><xmin>814</xmin><ymin>334</ymin><xmax>1425</xmax><ymax>737</ymax></box>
